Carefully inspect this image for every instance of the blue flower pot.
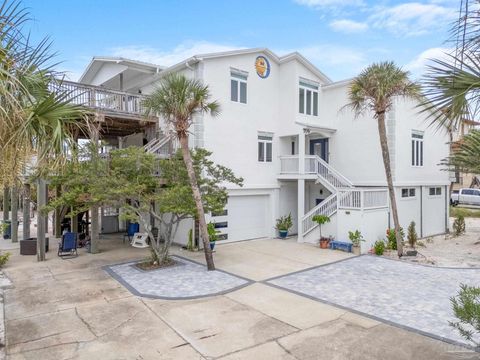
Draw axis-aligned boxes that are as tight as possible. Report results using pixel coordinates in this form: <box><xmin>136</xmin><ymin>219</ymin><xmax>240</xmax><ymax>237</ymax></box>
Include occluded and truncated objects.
<box><xmin>210</xmin><ymin>241</ymin><xmax>216</xmax><ymax>251</ymax></box>
<box><xmin>278</xmin><ymin>230</ymin><xmax>288</xmax><ymax>239</ymax></box>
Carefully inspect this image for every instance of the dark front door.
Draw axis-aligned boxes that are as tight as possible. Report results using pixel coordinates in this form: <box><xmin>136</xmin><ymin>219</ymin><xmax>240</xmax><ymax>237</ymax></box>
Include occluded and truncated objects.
<box><xmin>309</xmin><ymin>138</ymin><xmax>329</xmax><ymax>162</ymax></box>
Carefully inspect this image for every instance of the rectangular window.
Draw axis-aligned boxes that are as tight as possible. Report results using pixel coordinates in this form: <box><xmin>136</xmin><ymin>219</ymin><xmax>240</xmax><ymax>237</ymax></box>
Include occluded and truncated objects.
<box><xmin>299</xmin><ymin>79</ymin><xmax>319</xmax><ymax>116</ymax></box>
<box><xmin>429</xmin><ymin>187</ymin><xmax>442</xmax><ymax>196</ymax></box>
<box><xmin>217</xmin><ymin>233</ymin><xmax>228</xmax><ymax>241</ymax></box>
<box><xmin>212</xmin><ymin>209</ymin><xmax>228</xmax><ymax>217</ymax></box>
<box><xmin>231</xmin><ymin>70</ymin><xmax>247</xmax><ymax>104</ymax></box>
<box><xmin>258</xmin><ymin>133</ymin><xmax>273</xmax><ymax>162</ymax></box>
<box><xmin>299</xmin><ymin>88</ymin><xmax>305</xmax><ymax>113</ymax></box>
<box><xmin>291</xmin><ymin>141</ymin><xmax>295</xmax><ymax>155</ymax></box>
<box><xmin>411</xmin><ymin>131</ymin><xmax>424</xmax><ymax>167</ymax></box>
<box><xmin>401</xmin><ymin>188</ymin><xmax>416</xmax><ymax>198</ymax></box>
<box><xmin>214</xmin><ymin>221</ymin><xmax>228</xmax><ymax>229</ymax></box>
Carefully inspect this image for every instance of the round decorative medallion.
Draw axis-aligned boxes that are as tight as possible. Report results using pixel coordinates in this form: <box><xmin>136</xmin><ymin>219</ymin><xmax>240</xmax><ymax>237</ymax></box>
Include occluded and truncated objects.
<box><xmin>255</xmin><ymin>56</ymin><xmax>270</xmax><ymax>78</ymax></box>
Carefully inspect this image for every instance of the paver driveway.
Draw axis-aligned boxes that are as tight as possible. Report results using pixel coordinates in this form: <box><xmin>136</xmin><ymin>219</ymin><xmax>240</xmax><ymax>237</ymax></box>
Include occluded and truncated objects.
<box><xmin>267</xmin><ymin>255</ymin><xmax>480</xmax><ymax>348</ymax></box>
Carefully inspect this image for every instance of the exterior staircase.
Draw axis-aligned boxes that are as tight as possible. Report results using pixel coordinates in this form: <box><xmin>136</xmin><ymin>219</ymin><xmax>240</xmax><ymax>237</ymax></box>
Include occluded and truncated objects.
<box><xmin>143</xmin><ymin>135</ymin><xmax>177</xmax><ymax>158</ymax></box>
<box><xmin>302</xmin><ymin>156</ymin><xmax>354</xmax><ymax>236</ymax></box>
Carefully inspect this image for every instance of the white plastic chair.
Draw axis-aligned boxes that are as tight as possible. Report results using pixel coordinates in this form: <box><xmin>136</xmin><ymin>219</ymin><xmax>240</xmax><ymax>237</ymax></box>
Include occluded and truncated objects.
<box><xmin>131</xmin><ymin>232</ymin><xmax>149</xmax><ymax>249</ymax></box>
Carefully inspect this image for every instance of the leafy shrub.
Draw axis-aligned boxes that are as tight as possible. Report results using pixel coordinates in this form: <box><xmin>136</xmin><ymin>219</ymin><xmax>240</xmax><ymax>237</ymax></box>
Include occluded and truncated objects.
<box><xmin>186</xmin><ymin>228</ymin><xmax>195</xmax><ymax>251</ymax></box>
<box><xmin>0</xmin><ymin>252</ymin><xmax>10</xmax><ymax>267</ymax></box>
<box><xmin>207</xmin><ymin>222</ymin><xmax>219</xmax><ymax>242</ymax></box>
<box><xmin>450</xmin><ymin>284</ymin><xmax>480</xmax><ymax>348</ymax></box>
<box><xmin>453</xmin><ymin>215</ymin><xmax>466</xmax><ymax>236</ymax></box>
<box><xmin>348</xmin><ymin>230</ymin><xmax>365</xmax><ymax>247</ymax></box>
<box><xmin>374</xmin><ymin>240</ymin><xmax>385</xmax><ymax>256</ymax></box>
<box><xmin>386</xmin><ymin>227</ymin><xmax>404</xmax><ymax>250</ymax></box>
<box><xmin>275</xmin><ymin>213</ymin><xmax>293</xmax><ymax>231</ymax></box>
<box><xmin>407</xmin><ymin>221</ymin><xmax>418</xmax><ymax>248</ymax></box>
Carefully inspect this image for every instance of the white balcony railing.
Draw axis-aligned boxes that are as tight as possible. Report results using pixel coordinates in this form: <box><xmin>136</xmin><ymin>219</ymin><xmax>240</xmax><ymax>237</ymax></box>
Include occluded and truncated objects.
<box><xmin>50</xmin><ymin>80</ymin><xmax>147</xmax><ymax>116</ymax></box>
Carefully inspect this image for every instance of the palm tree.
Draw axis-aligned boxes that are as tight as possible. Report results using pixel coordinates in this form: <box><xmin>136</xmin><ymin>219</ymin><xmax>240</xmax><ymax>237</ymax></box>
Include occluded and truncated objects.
<box><xmin>0</xmin><ymin>0</ymin><xmax>86</xmax><ymax>246</ymax></box>
<box><xmin>346</xmin><ymin>62</ymin><xmax>420</xmax><ymax>257</ymax></box>
<box><xmin>143</xmin><ymin>73</ymin><xmax>220</xmax><ymax>270</ymax></box>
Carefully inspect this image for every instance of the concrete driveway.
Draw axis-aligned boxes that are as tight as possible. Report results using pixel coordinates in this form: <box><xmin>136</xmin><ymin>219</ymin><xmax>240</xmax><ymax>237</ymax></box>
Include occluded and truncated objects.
<box><xmin>3</xmin><ymin>237</ymin><xmax>477</xmax><ymax>359</ymax></box>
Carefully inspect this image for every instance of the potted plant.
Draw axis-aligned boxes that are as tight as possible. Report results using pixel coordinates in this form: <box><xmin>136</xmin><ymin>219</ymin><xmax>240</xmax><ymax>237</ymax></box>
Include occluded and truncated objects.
<box><xmin>312</xmin><ymin>214</ymin><xmax>331</xmax><ymax>248</ymax></box>
<box><xmin>207</xmin><ymin>222</ymin><xmax>219</xmax><ymax>251</ymax></box>
<box><xmin>348</xmin><ymin>230</ymin><xmax>365</xmax><ymax>255</ymax></box>
<box><xmin>275</xmin><ymin>213</ymin><xmax>293</xmax><ymax>239</ymax></box>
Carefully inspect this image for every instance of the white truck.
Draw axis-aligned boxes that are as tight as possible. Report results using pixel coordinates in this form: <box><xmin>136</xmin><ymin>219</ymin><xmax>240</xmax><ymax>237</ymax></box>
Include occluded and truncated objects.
<box><xmin>451</xmin><ymin>188</ymin><xmax>480</xmax><ymax>206</ymax></box>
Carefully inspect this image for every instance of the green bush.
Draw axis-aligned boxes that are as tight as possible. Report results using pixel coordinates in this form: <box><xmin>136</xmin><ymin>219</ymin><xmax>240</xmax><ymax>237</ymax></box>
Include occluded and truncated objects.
<box><xmin>374</xmin><ymin>240</ymin><xmax>385</xmax><ymax>256</ymax></box>
<box><xmin>453</xmin><ymin>215</ymin><xmax>466</xmax><ymax>236</ymax></box>
<box><xmin>207</xmin><ymin>222</ymin><xmax>219</xmax><ymax>242</ymax></box>
<box><xmin>0</xmin><ymin>252</ymin><xmax>10</xmax><ymax>267</ymax></box>
<box><xmin>386</xmin><ymin>227</ymin><xmax>404</xmax><ymax>250</ymax></box>
<box><xmin>275</xmin><ymin>213</ymin><xmax>293</xmax><ymax>231</ymax></box>
<box><xmin>407</xmin><ymin>221</ymin><xmax>418</xmax><ymax>248</ymax></box>
<box><xmin>450</xmin><ymin>284</ymin><xmax>480</xmax><ymax>348</ymax></box>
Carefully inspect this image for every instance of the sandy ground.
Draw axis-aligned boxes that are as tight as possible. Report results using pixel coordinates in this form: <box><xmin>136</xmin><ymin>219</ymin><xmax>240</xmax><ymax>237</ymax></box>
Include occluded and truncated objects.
<box><xmin>385</xmin><ymin>217</ymin><xmax>480</xmax><ymax>268</ymax></box>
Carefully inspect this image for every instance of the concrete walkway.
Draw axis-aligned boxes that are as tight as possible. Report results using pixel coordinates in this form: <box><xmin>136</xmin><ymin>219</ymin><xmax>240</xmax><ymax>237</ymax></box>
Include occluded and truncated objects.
<box><xmin>2</xmin><ymin>236</ymin><xmax>478</xmax><ymax>359</ymax></box>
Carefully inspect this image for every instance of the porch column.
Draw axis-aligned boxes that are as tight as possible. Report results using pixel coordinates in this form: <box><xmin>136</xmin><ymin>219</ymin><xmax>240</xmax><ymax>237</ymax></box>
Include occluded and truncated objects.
<box><xmin>298</xmin><ymin>130</ymin><xmax>306</xmax><ymax>174</ymax></box>
<box><xmin>297</xmin><ymin>179</ymin><xmax>305</xmax><ymax>242</ymax></box>
<box><xmin>90</xmin><ymin>206</ymin><xmax>100</xmax><ymax>254</ymax></box>
<box><xmin>2</xmin><ymin>186</ymin><xmax>9</xmax><ymax>220</ymax></box>
<box><xmin>37</xmin><ymin>179</ymin><xmax>47</xmax><ymax>261</ymax></box>
<box><xmin>11</xmin><ymin>186</ymin><xmax>18</xmax><ymax>243</ymax></box>
<box><xmin>54</xmin><ymin>185</ymin><xmax>62</xmax><ymax>237</ymax></box>
<box><xmin>23</xmin><ymin>183</ymin><xmax>31</xmax><ymax>240</ymax></box>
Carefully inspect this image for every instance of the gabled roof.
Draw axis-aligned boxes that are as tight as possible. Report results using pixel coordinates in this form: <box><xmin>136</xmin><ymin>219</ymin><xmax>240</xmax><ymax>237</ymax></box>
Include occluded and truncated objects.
<box><xmin>79</xmin><ymin>56</ymin><xmax>164</xmax><ymax>84</ymax></box>
<box><xmin>156</xmin><ymin>47</ymin><xmax>332</xmax><ymax>84</ymax></box>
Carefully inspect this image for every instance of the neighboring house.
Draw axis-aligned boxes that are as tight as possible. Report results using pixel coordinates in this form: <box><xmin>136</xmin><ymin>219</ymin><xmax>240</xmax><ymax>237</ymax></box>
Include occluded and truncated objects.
<box><xmin>78</xmin><ymin>48</ymin><xmax>451</xmax><ymax>252</ymax></box>
<box><xmin>449</xmin><ymin>119</ymin><xmax>480</xmax><ymax>191</ymax></box>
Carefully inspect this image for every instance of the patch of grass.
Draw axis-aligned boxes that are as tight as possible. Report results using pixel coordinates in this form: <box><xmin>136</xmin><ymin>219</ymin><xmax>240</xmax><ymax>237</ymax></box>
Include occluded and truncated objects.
<box><xmin>450</xmin><ymin>206</ymin><xmax>480</xmax><ymax>218</ymax></box>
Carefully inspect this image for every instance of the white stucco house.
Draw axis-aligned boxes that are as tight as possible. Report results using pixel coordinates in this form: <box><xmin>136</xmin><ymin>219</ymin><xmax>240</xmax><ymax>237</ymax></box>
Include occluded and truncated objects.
<box><xmin>78</xmin><ymin>48</ymin><xmax>451</xmax><ymax>253</ymax></box>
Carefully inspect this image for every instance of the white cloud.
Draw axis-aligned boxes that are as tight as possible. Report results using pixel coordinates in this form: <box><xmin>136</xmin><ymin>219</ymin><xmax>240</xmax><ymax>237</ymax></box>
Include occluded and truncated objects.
<box><xmin>108</xmin><ymin>41</ymin><xmax>243</xmax><ymax>67</ymax></box>
<box><xmin>330</xmin><ymin>19</ymin><xmax>368</xmax><ymax>33</ymax></box>
<box><xmin>370</xmin><ymin>2</ymin><xmax>456</xmax><ymax>36</ymax></box>
<box><xmin>405</xmin><ymin>47</ymin><xmax>454</xmax><ymax>78</ymax></box>
<box><xmin>294</xmin><ymin>0</ymin><xmax>364</xmax><ymax>8</ymax></box>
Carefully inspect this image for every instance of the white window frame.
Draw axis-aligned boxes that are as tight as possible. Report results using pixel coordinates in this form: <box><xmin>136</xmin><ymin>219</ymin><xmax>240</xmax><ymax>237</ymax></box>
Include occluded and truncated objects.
<box><xmin>401</xmin><ymin>188</ymin><xmax>417</xmax><ymax>199</ymax></box>
<box><xmin>299</xmin><ymin>78</ymin><xmax>319</xmax><ymax>116</ymax></box>
<box><xmin>231</xmin><ymin>69</ymin><xmax>248</xmax><ymax>104</ymax></box>
<box><xmin>411</xmin><ymin>130</ymin><xmax>424</xmax><ymax>167</ymax></box>
<box><xmin>258</xmin><ymin>132</ymin><xmax>273</xmax><ymax>163</ymax></box>
<box><xmin>428</xmin><ymin>187</ymin><xmax>442</xmax><ymax>197</ymax></box>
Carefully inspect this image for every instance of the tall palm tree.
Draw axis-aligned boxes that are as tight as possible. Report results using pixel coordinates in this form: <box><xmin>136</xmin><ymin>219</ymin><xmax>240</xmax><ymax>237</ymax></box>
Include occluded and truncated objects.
<box><xmin>347</xmin><ymin>62</ymin><xmax>420</xmax><ymax>257</ymax></box>
<box><xmin>0</xmin><ymin>0</ymin><xmax>86</xmax><ymax>246</ymax></box>
<box><xmin>143</xmin><ymin>73</ymin><xmax>220</xmax><ymax>270</ymax></box>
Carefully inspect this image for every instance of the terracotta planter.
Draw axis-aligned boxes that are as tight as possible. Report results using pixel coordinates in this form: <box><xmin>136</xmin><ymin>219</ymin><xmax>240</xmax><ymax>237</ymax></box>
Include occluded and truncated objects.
<box><xmin>319</xmin><ymin>238</ymin><xmax>330</xmax><ymax>249</ymax></box>
<box><xmin>352</xmin><ymin>245</ymin><xmax>361</xmax><ymax>255</ymax></box>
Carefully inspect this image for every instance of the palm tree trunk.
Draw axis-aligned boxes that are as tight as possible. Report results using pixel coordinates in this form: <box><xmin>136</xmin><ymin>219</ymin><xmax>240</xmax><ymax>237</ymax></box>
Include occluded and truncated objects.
<box><xmin>377</xmin><ymin>112</ymin><xmax>403</xmax><ymax>257</ymax></box>
<box><xmin>178</xmin><ymin>135</ymin><xmax>215</xmax><ymax>270</ymax></box>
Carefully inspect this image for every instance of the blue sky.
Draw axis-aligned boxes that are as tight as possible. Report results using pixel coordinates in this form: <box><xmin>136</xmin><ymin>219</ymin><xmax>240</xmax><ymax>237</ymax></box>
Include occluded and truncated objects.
<box><xmin>24</xmin><ymin>0</ymin><xmax>458</xmax><ymax>81</ymax></box>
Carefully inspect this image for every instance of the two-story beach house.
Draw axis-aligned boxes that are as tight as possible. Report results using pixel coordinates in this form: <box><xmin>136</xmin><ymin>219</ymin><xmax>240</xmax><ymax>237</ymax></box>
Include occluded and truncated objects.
<box><xmin>77</xmin><ymin>48</ymin><xmax>451</xmax><ymax>252</ymax></box>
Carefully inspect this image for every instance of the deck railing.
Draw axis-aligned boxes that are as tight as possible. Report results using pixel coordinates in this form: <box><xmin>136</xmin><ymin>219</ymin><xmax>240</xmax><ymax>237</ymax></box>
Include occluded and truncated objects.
<box><xmin>50</xmin><ymin>80</ymin><xmax>147</xmax><ymax>116</ymax></box>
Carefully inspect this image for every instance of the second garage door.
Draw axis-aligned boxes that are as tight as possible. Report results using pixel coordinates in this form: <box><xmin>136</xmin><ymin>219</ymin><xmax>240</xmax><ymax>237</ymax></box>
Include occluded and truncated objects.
<box><xmin>227</xmin><ymin>195</ymin><xmax>270</xmax><ymax>241</ymax></box>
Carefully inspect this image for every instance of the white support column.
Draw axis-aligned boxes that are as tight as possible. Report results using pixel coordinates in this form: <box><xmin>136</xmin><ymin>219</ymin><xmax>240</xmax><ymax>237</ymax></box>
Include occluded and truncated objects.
<box><xmin>298</xmin><ymin>130</ymin><xmax>306</xmax><ymax>174</ymax></box>
<box><xmin>297</xmin><ymin>179</ymin><xmax>305</xmax><ymax>242</ymax></box>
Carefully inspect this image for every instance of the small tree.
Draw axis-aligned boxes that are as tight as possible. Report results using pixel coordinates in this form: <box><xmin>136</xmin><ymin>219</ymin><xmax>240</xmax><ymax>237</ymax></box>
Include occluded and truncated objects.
<box><xmin>450</xmin><ymin>284</ymin><xmax>480</xmax><ymax>349</ymax></box>
<box><xmin>453</xmin><ymin>215</ymin><xmax>466</xmax><ymax>237</ymax></box>
<box><xmin>348</xmin><ymin>230</ymin><xmax>364</xmax><ymax>247</ymax></box>
<box><xmin>407</xmin><ymin>221</ymin><xmax>418</xmax><ymax>248</ymax></box>
<box><xmin>312</xmin><ymin>214</ymin><xmax>330</xmax><ymax>240</ymax></box>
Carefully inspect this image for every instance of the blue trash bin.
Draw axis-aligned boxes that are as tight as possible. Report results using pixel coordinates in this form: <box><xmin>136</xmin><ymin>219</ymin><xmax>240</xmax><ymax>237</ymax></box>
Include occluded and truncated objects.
<box><xmin>2</xmin><ymin>220</ymin><xmax>11</xmax><ymax>239</ymax></box>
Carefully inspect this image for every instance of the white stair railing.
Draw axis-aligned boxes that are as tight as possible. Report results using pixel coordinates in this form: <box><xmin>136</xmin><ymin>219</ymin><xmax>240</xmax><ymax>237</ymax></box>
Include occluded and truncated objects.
<box><xmin>143</xmin><ymin>135</ymin><xmax>178</xmax><ymax>158</ymax></box>
<box><xmin>302</xmin><ymin>193</ymin><xmax>338</xmax><ymax>235</ymax></box>
<box><xmin>308</xmin><ymin>155</ymin><xmax>354</xmax><ymax>190</ymax></box>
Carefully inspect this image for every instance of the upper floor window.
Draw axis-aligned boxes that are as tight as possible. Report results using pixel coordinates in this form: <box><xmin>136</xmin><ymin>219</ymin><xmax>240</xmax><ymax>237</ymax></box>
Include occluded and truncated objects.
<box><xmin>258</xmin><ymin>132</ymin><xmax>273</xmax><ymax>162</ymax></box>
<box><xmin>231</xmin><ymin>69</ymin><xmax>247</xmax><ymax>104</ymax></box>
<box><xmin>411</xmin><ymin>130</ymin><xmax>424</xmax><ymax>167</ymax></box>
<box><xmin>299</xmin><ymin>79</ymin><xmax>319</xmax><ymax>116</ymax></box>
<box><xmin>401</xmin><ymin>188</ymin><xmax>416</xmax><ymax>198</ymax></box>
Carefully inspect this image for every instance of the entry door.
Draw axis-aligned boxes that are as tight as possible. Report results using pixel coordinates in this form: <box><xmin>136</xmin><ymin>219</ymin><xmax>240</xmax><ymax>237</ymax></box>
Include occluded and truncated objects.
<box><xmin>309</xmin><ymin>139</ymin><xmax>329</xmax><ymax>162</ymax></box>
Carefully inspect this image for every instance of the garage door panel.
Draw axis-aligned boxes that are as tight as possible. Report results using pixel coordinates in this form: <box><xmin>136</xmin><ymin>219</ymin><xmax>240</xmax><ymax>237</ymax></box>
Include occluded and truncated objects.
<box><xmin>227</xmin><ymin>195</ymin><xmax>269</xmax><ymax>241</ymax></box>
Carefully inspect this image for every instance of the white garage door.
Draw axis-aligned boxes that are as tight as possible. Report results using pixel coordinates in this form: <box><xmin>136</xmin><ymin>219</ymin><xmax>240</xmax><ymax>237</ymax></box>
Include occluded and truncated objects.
<box><xmin>227</xmin><ymin>195</ymin><xmax>270</xmax><ymax>241</ymax></box>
